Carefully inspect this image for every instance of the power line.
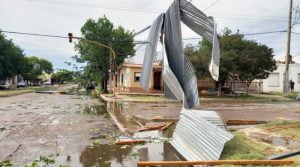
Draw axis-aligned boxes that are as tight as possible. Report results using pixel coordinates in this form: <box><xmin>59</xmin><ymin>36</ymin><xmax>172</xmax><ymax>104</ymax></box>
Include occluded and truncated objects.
<box><xmin>243</xmin><ymin>30</ymin><xmax>287</xmax><ymax>36</ymax></box>
<box><xmin>207</xmin><ymin>12</ymin><xmax>287</xmax><ymax>19</ymax></box>
<box><xmin>0</xmin><ymin>30</ymin><xmax>68</xmax><ymax>39</ymax></box>
<box><xmin>204</xmin><ymin>0</ymin><xmax>221</xmax><ymax>11</ymax></box>
<box><xmin>27</xmin><ymin>0</ymin><xmax>162</xmax><ymax>13</ymax></box>
<box><xmin>25</xmin><ymin>0</ymin><xmax>289</xmax><ymax>22</ymax></box>
<box><xmin>2</xmin><ymin>29</ymin><xmax>300</xmax><ymax>43</ymax></box>
<box><xmin>0</xmin><ymin>30</ymin><xmax>143</xmax><ymax>43</ymax></box>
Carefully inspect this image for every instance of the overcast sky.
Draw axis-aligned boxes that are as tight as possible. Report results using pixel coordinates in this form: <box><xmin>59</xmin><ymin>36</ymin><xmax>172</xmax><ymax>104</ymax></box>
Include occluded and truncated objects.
<box><xmin>1</xmin><ymin>0</ymin><xmax>300</xmax><ymax>70</ymax></box>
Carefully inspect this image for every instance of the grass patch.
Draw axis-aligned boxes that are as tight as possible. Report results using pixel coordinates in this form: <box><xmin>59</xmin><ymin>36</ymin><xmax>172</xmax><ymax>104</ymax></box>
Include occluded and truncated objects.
<box><xmin>286</xmin><ymin>93</ymin><xmax>300</xmax><ymax>100</ymax></box>
<box><xmin>0</xmin><ymin>86</ymin><xmax>53</xmax><ymax>97</ymax></box>
<box><xmin>220</xmin><ymin>131</ymin><xmax>277</xmax><ymax>160</ymax></box>
<box><xmin>259</xmin><ymin>121</ymin><xmax>300</xmax><ymax>141</ymax></box>
<box><xmin>201</xmin><ymin>94</ymin><xmax>274</xmax><ymax>102</ymax></box>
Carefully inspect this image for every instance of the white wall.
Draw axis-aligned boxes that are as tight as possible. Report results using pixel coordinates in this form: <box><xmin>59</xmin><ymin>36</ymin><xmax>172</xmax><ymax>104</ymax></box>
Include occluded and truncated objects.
<box><xmin>262</xmin><ymin>63</ymin><xmax>300</xmax><ymax>92</ymax></box>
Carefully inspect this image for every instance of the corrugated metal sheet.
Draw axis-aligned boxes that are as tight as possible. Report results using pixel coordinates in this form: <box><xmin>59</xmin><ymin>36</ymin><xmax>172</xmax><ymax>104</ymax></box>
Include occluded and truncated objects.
<box><xmin>183</xmin><ymin>109</ymin><xmax>227</xmax><ymax>130</ymax></box>
<box><xmin>139</xmin><ymin>0</ymin><xmax>220</xmax><ymax>108</ymax></box>
<box><xmin>162</xmin><ymin>46</ymin><xmax>184</xmax><ymax>101</ymax></box>
<box><xmin>170</xmin><ymin>108</ymin><xmax>233</xmax><ymax>162</ymax></box>
<box><xmin>139</xmin><ymin>14</ymin><xmax>164</xmax><ymax>90</ymax></box>
<box><xmin>180</xmin><ymin>0</ymin><xmax>220</xmax><ymax>81</ymax></box>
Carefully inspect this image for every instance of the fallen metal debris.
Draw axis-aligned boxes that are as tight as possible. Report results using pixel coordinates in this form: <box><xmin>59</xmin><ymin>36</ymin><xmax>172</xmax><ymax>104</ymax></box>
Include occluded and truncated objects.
<box><xmin>138</xmin><ymin>0</ymin><xmax>231</xmax><ymax>163</ymax></box>
<box><xmin>137</xmin><ymin>160</ymin><xmax>294</xmax><ymax>166</ymax></box>
<box><xmin>140</xmin><ymin>0</ymin><xmax>220</xmax><ymax>109</ymax></box>
<box><xmin>170</xmin><ymin>108</ymin><xmax>233</xmax><ymax>161</ymax></box>
<box><xmin>267</xmin><ymin>150</ymin><xmax>300</xmax><ymax>160</ymax></box>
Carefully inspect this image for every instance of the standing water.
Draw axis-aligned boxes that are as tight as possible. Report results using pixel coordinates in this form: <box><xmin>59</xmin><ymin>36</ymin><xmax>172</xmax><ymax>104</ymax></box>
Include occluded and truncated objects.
<box><xmin>56</xmin><ymin>101</ymin><xmax>185</xmax><ymax>167</ymax></box>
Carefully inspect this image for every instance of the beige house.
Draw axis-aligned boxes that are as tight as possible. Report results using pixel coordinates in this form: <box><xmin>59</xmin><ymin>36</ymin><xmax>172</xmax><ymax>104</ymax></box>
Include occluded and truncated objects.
<box><xmin>117</xmin><ymin>63</ymin><xmax>163</xmax><ymax>93</ymax></box>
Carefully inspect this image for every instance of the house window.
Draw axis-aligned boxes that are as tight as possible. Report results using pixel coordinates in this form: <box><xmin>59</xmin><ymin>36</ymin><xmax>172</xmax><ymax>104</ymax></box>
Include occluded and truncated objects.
<box><xmin>134</xmin><ymin>72</ymin><xmax>141</xmax><ymax>82</ymax></box>
<box><xmin>268</xmin><ymin>73</ymin><xmax>280</xmax><ymax>87</ymax></box>
<box><xmin>298</xmin><ymin>73</ymin><xmax>300</xmax><ymax>83</ymax></box>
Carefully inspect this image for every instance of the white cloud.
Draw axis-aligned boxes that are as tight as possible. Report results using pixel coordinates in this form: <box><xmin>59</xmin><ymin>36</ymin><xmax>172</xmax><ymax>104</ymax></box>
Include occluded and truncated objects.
<box><xmin>1</xmin><ymin>0</ymin><xmax>300</xmax><ymax>70</ymax></box>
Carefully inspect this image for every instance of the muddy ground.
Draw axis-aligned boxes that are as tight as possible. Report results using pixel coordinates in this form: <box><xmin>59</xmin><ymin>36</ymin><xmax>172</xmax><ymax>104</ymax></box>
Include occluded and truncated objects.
<box><xmin>0</xmin><ymin>85</ymin><xmax>118</xmax><ymax>166</ymax></box>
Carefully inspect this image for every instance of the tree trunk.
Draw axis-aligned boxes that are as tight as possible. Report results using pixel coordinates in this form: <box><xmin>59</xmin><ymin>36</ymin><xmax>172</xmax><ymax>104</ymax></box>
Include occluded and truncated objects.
<box><xmin>102</xmin><ymin>79</ymin><xmax>107</xmax><ymax>93</ymax></box>
<box><xmin>245</xmin><ymin>81</ymin><xmax>252</xmax><ymax>95</ymax></box>
<box><xmin>217</xmin><ymin>81</ymin><xmax>222</xmax><ymax>97</ymax></box>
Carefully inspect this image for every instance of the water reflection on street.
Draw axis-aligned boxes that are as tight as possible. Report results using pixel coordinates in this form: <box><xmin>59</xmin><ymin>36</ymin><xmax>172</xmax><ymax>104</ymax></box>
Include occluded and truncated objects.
<box><xmin>79</xmin><ymin>141</ymin><xmax>183</xmax><ymax>167</ymax></box>
<box><xmin>70</xmin><ymin>101</ymin><xmax>184</xmax><ymax>167</ymax></box>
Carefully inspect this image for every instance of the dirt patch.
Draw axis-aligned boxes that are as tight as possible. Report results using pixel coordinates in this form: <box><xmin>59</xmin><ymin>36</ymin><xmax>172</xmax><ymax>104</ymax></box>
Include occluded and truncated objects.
<box><xmin>0</xmin><ymin>85</ymin><xmax>118</xmax><ymax>166</ymax></box>
<box><xmin>242</xmin><ymin>127</ymin><xmax>300</xmax><ymax>151</ymax></box>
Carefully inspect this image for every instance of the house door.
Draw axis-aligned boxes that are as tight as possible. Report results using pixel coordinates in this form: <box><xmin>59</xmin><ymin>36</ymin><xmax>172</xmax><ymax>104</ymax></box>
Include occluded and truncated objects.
<box><xmin>153</xmin><ymin>72</ymin><xmax>161</xmax><ymax>90</ymax></box>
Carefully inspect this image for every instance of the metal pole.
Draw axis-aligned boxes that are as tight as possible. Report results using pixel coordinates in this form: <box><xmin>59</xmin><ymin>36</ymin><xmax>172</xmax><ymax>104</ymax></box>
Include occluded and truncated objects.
<box><xmin>283</xmin><ymin>0</ymin><xmax>293</xmax><ymax>96</ymax></box>
<box><xmin>73</xmin><ymin>36</ymin><xmax>117</xmax><ymax>94</ymax></box>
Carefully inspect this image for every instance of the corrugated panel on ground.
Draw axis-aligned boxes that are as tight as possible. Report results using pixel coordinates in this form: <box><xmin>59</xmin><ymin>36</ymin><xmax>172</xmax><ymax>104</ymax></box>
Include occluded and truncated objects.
<box><xmin>183</xmin><ymin>109</ymin><xmax>226</xmax><ymax>130</ymax></box>
<box><xmin>170</xmin><ymin>108</ymin><xmax>233</xmax><ymax>162</ymax></box>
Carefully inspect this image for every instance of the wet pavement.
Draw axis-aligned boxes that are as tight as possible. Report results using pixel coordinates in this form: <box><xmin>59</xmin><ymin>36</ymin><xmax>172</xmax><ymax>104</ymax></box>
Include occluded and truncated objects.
<box><xmin>0</xmin><ymin>86</ymin><xmax>184</xmax><ymax>167</ymax></box>
<box><xmin>1</xmin><ymin>86</ymin><xmax>300</xmax><ymax>166</ymax></box>
<box><xmin>56</xmin><ymin>130</ymin><xmax>185</xmax><ymax>167</ymax></box>
<box><xmin>0</xmin><ymin>85</ymin><xmax>118</xmax><ymax>166</ymax></box>
<box><xmin>125</xmin><ymin>100</ymin><xmax>300</xmax><ymax>122</ymax></box>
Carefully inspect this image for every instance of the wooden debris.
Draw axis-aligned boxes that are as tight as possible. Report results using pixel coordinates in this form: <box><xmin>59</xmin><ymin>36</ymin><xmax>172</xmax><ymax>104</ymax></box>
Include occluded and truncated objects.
<box><xmin>115</xmin><ymin>139</ymin><xmax>146</xmax><ymax>145</ymax></box>
<box><xmin>159</xmin><ymin>122</ymin><xmax>175</xmax><ymax>132</ymax></box>
<box><xmin>266</xmin><ymin>124</ymin><xmax>300</xmax><ymax>132</ymax></box>
<box><xmin>138</xmin><ymin>125</ymin><xmax>166</xmax><ymax>132</ymax></box>
<box><xmin>137</xmin><ymin>160</ymin><xmax>294</xmax><ymax>166</ymax></box>
<box><xmin>226</xmin><ymin>120</ymin><xmax>266</xmax><ymax>125</ymax></box>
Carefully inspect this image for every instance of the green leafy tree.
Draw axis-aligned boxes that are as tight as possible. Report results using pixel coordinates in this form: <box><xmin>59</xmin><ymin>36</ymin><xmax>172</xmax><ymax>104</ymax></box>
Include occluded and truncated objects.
<box><xmin>0</xmin><ymin>32</ymin><xmax>26</xmax><ymax>81</ymax></box>
<box><xmin>184</xmin><ymin>44</ymin><xmax>210</xmax><ymax>79</ymax></box>
<box><xmin>74</xmin><ymin>16</ymin><xmax>135</xmax><ymax>92</ymax></box>
<box><xmin>236</xmin><ymin>40</ymin><xmax>276</xmax><ymax>93</ymax></box>
<box><xmin>52</xmin><ymin>69</ymin><xmax>74</xmax><ymax>84</ymax></box>
<box><xmin>187</xmin><ymin>28</ymin><xmax>276</xmax><ymax>96</ymax></box>
<box><xmin>23</xmin><ymin>56</ymin><xmax>53</xmax><ymax>84</ymax></box>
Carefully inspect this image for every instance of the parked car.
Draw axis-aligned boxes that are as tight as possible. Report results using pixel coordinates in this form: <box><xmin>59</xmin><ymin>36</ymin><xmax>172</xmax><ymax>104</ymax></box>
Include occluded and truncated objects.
<box><xmin>33</xmin><ymin>83</ymin><xmax>41</xmax><ymax>86</ymax></box>
<box><xmin>17</xmin><ymin>82</ymin><xmax>27</xmax><ymax>88</ymax></box>
<box><xmin>0</xmin><ymin>81</ymin><xmax>11</xmax><ymax>89</ymax></box>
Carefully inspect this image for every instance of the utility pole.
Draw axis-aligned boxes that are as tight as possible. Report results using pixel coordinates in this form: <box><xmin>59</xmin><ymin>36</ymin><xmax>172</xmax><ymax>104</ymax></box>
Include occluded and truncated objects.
<box><xmin>283</xmin><ymin>0</ymin><xmax>293</xmax><ymax>96</ymax></box>
<box><xmin>109</xmin><ymin>43</ymin><xmax>113</xmax><ymax>94</ymax></box>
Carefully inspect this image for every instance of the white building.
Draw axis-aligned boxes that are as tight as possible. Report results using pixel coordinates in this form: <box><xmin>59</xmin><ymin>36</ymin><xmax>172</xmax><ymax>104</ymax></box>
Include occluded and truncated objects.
<box><xmin>262</xmin><ymin>63</ymin><xmax>300</xmax><ymax>92</ymax></box>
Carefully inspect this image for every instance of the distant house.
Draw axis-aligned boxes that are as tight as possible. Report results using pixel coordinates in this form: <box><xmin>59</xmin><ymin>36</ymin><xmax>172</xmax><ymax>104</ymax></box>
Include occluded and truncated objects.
<box><xmin>116</xmin><ymin>63</ymin><xmax>163</xmax><ymax>93</ymax></box>
<box><xmin>261</xmin><ymin>62</ymin><xmax>300</xmax><ymax>92</ymax></box>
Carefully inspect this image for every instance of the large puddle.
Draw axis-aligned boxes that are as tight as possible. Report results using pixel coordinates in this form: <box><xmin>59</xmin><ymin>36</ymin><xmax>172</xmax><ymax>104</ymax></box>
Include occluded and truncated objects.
<box><xmin>263</xmin><ymin>137</ymin><xmax>300</xmax><ymax>150</ymax></box>
<box><xmin>65</xmin><ymin>101</ymin><xmax>185</xmax><ymax>167</ymax></box>
<box><xmin>55</xmin><ymin>140</ymin><xmax>184</xmax><ymax>167</ymax></box>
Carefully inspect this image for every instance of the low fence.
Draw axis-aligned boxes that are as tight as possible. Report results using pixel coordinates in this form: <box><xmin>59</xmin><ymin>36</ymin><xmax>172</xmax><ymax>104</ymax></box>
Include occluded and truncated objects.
<box><xmin>198</xmin><ymin>80</ymin><xmax>262</xmax><ymax>94</ymax></box>
<box><xmin>224</xmin><ymin>81</ymin><xmax>262</xmax><ymax>94</ymax></box>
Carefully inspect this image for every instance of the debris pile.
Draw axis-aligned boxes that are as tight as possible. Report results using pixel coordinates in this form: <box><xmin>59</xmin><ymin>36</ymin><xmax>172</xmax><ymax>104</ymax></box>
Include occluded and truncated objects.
<box><xmin>139</xmin><ymin>0</ymin><xmax>231</xmax><ymax>163</ymax></box>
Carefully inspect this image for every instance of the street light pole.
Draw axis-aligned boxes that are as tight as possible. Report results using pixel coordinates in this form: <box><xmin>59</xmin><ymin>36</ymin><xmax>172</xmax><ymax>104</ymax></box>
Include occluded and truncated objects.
<box><xmin>68</xmin><ymin>34</ymin><xmax>117</xmax><ymax>95</ymax></box>
<box><xmin>283</xmin><ymin>0</ymin><xmax>293</xmax><ymax>96</ymax></box>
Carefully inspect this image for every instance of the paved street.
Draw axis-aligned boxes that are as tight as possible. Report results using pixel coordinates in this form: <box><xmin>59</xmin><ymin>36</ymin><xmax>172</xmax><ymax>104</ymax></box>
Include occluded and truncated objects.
<box><xmin>0</xmin><ymin>85</ymin><xmax>117</xmax><ymax>166</ymax></box>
